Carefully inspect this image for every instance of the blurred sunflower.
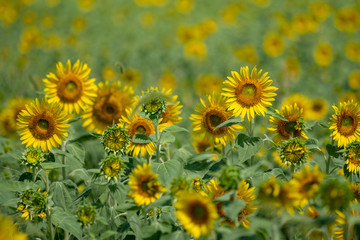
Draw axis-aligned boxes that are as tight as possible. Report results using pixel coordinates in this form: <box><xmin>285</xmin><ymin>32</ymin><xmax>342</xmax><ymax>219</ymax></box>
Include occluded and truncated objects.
<box><xmin>184</xmin><ymin>40</ymin><xmax>207</xmax><ymax>59</ymax></box>
<box><xmin>333</xmin><ymin>209</ymin><xmax>360</xmax><ymax>240</ymax></box>
<box><xmin>334</xmin><ymin>7</ymin><xmax>360</xmax><ymax>33</ymax></box>
<box><xmin>82</xmin><ymin>81</ymin><xmax>135</xmax><ymax>134</ymax></box>
<box><xmin>263</xmin><ymin>33</ymin><xmax>284</xmax><ymax>57</ymax></box>
<box><xmin>159</xmin><ymin>72</ymin><xmax>177</xmax><ymax>90</ymax></box>
<box><xmin>0</xmin><ymin>214</ymin><xmax>28</xmax><ymax>240</ymax></box>
<box><xmin>175</xmin><ymin>191</ymin><xmax>218</xmax><ymax>239</ymax></box>
<box><xmin>281</xmin><ymin>93</ymin><xmax>311</xmax><ymax>119</ymax></box>
<box><xmin>345</xmin><ymin>42</ymin><xmax>360</xmax><ymax>62</ymax></box>
<box><xmin>236</xmin><ymin>180</ymin><xmax>257</xmax><ymax>229</ymax></box>
<box><xmin>222</xmin><ymin>66</ymin><xmax>278</xmax><ymax>121</ymax></box>
<box><xmin>308</xmin><ymin>98</ymin><xmax>328</xmax><ymax>121</ymax></box>
<box><xmin>17</xmin><ymin>99</ymin><xmax>70</xmax><ymax>152</ymax></box>
<box><xmin>190</xmin><ymin>94</ymin><xmax>242</xmax><ymax>145</ymax></box>
<box><xmin>43</xmin><ymin>59</ymin><xmax>97</xmax><ymax>114</ymax></box>
<box><xmin>340</xmin><ymin>91</ymin><xmax>360</xmax><ymax>103</ymax></box>
<box><xmin>0</xmin><ymin>97</ymin><xmax>31</xmax><ymax>137</ymax></box>
<box><xmin>121</xmin><ymin>68</ymin><xmax>141</xmax><ymax>88</ymax></box>
<box><xmin>314</xmin><ymin>42</ymin><xmax>333</xmax><ymax>67</ymax></box>
<box><xmin>344</xmin><ymin>141</ymin><xmax>360</xmax><ymax>174</ymax></box>
<box><xmin>77</xmin><ymin>205</ymin><xmax>96</xmax><ymax>226</ymax></box>
<box><xmin>194</xmin><ymin>74</ymin><xmax>223</xmax><ymax>96</ymax></box>
<box><xmin>192</xmin><ymin>134</ymin><xmax>220</xmax><ymax>160</ymax></box>
<box><xmin>349</xmin><ymin>71</ymin><xmax>360</xmax><ymax>90</ymax></box>
<box><xmin>234</xmin><ymin>45</ymin><xmax>258</xmax><ymax>65</ymax></box>
<box><xmin>121</xmin><ymin>109</ymin><xmax>155</xmax><ymax>157</ymax></box>
<box><xmin>293</xmin><ymin>165</ymin><xmax>325</xmax><ymax>207</ymax></box>
<box><xmin>128</xmin><ymin>163</ymin><xmax>166</xmax><ymax>206</ymax></box>
<box><xmin>310</xmin><ymin>2</ymin><xmax>331</xmax><ymax>22</ymax></box>
<box><xmin>221</xmin><ymin>3</ymin><xmax>243</xmax><ymax>24</ymax></box>
<box><xmin>351</xmin><ymin>183</ymin><xmax>360</xmax><ymax>202</ymax></box>
<box><xmin>329</xmin><ymin>100</ymin><xmax>360</xmax><ymax>147</ymax></box>
<box><xmin>285</xmin><ymin>57</ymin><xmax>300</xmax><ymax>79</ymax></box>
<box><xmin>292</xmin><ymin>13</ymin><xmax>318</xmax><ymax>34</ymax></box>
<box><xmin>320</xmin><ymin>178</ymin><xmax>352</xmax><ymax>212</ymax></box>
<box><xmin>268</xmin><ymin>104</ymin><xmax>308</xmax><ymax>144</ymax></box>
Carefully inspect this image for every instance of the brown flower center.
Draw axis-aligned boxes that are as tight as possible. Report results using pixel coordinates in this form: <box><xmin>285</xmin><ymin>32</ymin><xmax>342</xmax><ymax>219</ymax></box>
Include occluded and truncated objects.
<box><xmin>203</xmin><ymin>108</ymin><xmax>227</xmax><ymax>134</ymax></box>
<box><xmin>235</xmin><ymin>82</ymin><xmax>262</xmax><ymax>107</ymax></box>
<box><xmin>57</xmin><ymin>76</ymin><xmax>83</xmax><ymax>103</ymax></box>
<box><xmin>29</xmin><ymin>113</ymin><xmax>56</xmax><ymax>140</ymax></box>
<box><xmin>189</xmin><ymin>201</ymin><xmax>209</xmax><ymax>224</ymax></box>
<box><xmin>338</xmin><ymin>113</ymin><xmax>358</xmax><ymax>136</ymax></box>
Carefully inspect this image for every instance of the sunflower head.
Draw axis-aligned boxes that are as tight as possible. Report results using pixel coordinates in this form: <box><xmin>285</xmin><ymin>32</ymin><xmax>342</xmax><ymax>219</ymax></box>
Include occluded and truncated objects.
<box><xmin>17</xmin><ymin>98</ymin><xmax>70</xmax><ymax>152</ymax></box>
<box><xmin>319</xmin><ymin>178</ymin><xmax>353</xmax><ymax>212</ymax></box>
<box><xmin>77</xmin><ymin>205</ymin><xmax>96</xmax><ymax>226</ymax></box>
<box><xmin>21</xmin><ymin>147</ymin><xmax>45</xmax><ymax>167</ymax></box>
<box><xmin>99</xmin><ymin>155</ymin><xmax>125</xmax><ymax>182</ymax></box>
<box><xmin>222</xmin><ymin>66</ymin><xmax>278</xmax><ymax>121</ymax></box>
<box><xmin>18</xmin><ymin>188</ymin><xmax>48</xmax><ymax>221</ymax></box>
<box><xmin>344</xmin><ymin>140</ymin><xmax>360</xmax><ymax>174</ymax></box>
<box><xmin>128</xmin><ymin>163</ymin><xmax>166</xmax><ymax>206</ymax></box>
<box><xmin>218</xmin><ymin>165</ymin><xmax>241</xmax><ymax>191</ymax></box>
<box><xmin>309</xmin><ymin>98</ymin><xmax>328</xmax><ymax>121</ymax></box>
<box><xmin>139</xmin><ymin>89</ymin><xmax>168</xmax><ymax>119</ymax></box>
<box><xmin>329</xmin><ymin>100</ymin><xmax>360</xmax><ymax>147</ymax></box>
<box><xmin>43</xmin><ymin>59</ymin><xmax>97</xmax><ymax>114</ymax></box>
<box><xmin>279</xmin><ymin>138</ymin><xmax>307</xmax><ymax>167</ymax></box>
<box><xmin>174</xmin><ymin>191</ymin><xmax>218</xmax><ymax>239</ymax></box>
<box><xmin>101</xmin><ymin>126</ymin><xmax>129</xmax><ymax>153</ymax></box>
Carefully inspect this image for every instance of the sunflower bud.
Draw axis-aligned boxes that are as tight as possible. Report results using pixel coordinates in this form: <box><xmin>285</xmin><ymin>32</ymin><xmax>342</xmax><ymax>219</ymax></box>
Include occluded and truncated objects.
<box><xmin>18</xmin><ymin>189</ymin><xmax>48</xmax><ymax>221</ymax></box>
<box><xmin>279</xmin><ymin>138</ymin><xmax>307</xmax><ymax>167</ymax></box>
<box><xmin>77</xmin><ymin>205</ymin><xmax>96</xmax><ymax>226</ymax></box>
<box><xmin>99</xmin><ymin>155</ymin><xmax>125</xmax><ymax>182</ymax></box>
<box><xmin>21</xmin><ymin>147</ymin><xmax>45</xmax><ymax>167</ymax></box>
<box><xmin>101</xmin><ymin>126</ymin><xmax>129</xmax><ymax>153</ymax></box>
<box><xmin>218</xmin><ymin>165</ymin><xmax>241</xmax><ymax>191</ymax></box>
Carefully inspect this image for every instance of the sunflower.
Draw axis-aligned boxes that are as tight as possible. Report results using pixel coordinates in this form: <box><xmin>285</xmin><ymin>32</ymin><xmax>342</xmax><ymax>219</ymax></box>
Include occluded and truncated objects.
<box><xmin>77</xmin><ymin>205</ymin><xmax>96</xmax><ymax>226</ymax></box>
<box><xmin>234</xmin><ymin>44</ymin><xmax>258</xmax><ymax>65</ymax></box>
<box><xmin>281</xmin><ymin>93</ymin><xmax>311</xmax><ymax>119</ymax></box>
<box><xmin>345</xmin><ymin>42</ymin><xmax>360</xmax><ymax>62</ymax></box>
<box><xmin>101</xmin><ymin>126</ymin><xmax>129</xmax><ymax>153</ymax></box>
<box><xmin>0</xmin><ymin>97</ymin><xmax>31</xmax><ymax>137</ymax></box>
<box><xmin>175</xmin><ymin>191</ymin><xmax>218</xmax><ymax>239</ymax></box>
<box><xmin>17</xmin><ymin>99</ymin><xmax>70</xmax><ymax>152</ymax></box>
<box><xmin>344</xmin><ymin>141</ymin><xmax>360</xmax><ymax>174</ymax></box>
<box><xmin>21</xmin><ymin>147</ymin><xmax>45</xmax><ymax>167</ymax></box>
<box><xmin>0</xmin><ymin>214</ymin><xmax>28</xmax><ymax>240</ymax></box>
<box><xmin>99</xmin><ymin>155</ymin><xmax>125</xmax><ymax>182</ymax></box>
<box><xmin>308</xmin><ymin>98</ymin><xmax>329</xmax><ymax>121</ymax></box>
<box><xmin>349</xmin><ymin>71</ymin><xmax>360</xmax><ymax>90</ymax></box>
<box><xmin>128</xmin><ymin>163</ymin><xmax>166</xmax><ymax>206</ymax></box>
<box><xmin>263</xmin><ymin>33</ymin><xmax>284</xmax><ymax>57</ymax></box>
<box><xmin>82</xmin><ymin>81</ymin><xmax>135</xmax><ymax>134</ymax></box>
<box><xmin>310</xmin><ymin>2</ymin><xmax>331</xmax><ymax>22</ymax></box>
<box><xmin>279</xmin><ymin>138</ymin><xmax>307</xmax><ymax>167</ymax></box>
<box><xmin>236</xmin><ymin>180</ymin><xmax>257</xmax><ymax>229</ymax></box>
<box><xmin>334</xmin><ymin>8</ymin><xmax>360</xmax><ymax>33</ymax></box>
<box><xmin>292</xmin><ymin>13</ymin><xmax>318</xmax><ymax>34</ymax></box>
<box><xmin>329</xmin><ymin>100</ymin><xmax>360</xmax><ymax>147</ymax></box>
<box><xmin>190</xmin><ymin>94</ymin><xmax>242</xmax><ymax>145</ymax></box>
<box><xmin>268</xmin><ymin>104</ymin><xmax>308</xmax><ymax>144</ymax></box>
<box><xmin>222</xmin><ymin>66</ymin><xmax>278</xmax><ymax>121</ymax></box>
<box><xmin>43</xmin><ymin>59</ymin><xmax>97</xmax><ymax>114</ymax></box>
<box><xmin>194</xmin><ymin>74</ymin><xmax>223</xmax><ymax>96</ymax></box>
<box><xmin>333</xmin><ymin>208</ymin><xmax>360</xmax><ymax>240</ymax></box>
<box><xmin>121</xmin><ymin>109</ymin><xmax>156</xmax><ymax>157</ymax></box>
<box><xmin>292</xmin><ymin>165</ymin><xmax>325</xmax><ymax>207</ymax></box>
<box><xmin>121</xmin><ymin>68</ymin><xmax>141</xmax><ymax>87</ymax></box>
<box><xmin>159</xmin><ymin>72</ymin><xmax>177</xmax><ymax>90</ymax></box>
<box><xmin>191</xmin><ymin>134</ymin><xmax>220</xmax><ymax>160</ymax></box>
<box><xmin>314</xmin><ymin>42</ymin><xmax>333</xmax><ymax>67</ymax></box>
<box><xmin>319</xmin><ymin>178</ymin><xmax>352</xmax><ymax>212</ymax></box>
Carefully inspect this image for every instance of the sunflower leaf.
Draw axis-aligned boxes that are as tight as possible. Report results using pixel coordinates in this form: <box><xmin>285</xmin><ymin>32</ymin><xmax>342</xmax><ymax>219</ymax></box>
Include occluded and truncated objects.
<box><xmin>163</xmin><ymin>125</ymin><xmax>189</xmax><ymax>133</ymax></box>
<box><xmin>235</xmin><ymin>134</ymin><xmax>264</xmax><ymax>163</ymax></box>
<box><xmin>51</xmin><ymin>207</ymin><xmax>82</xmax><ymax>239</ymax></box>
<box><xmin>222</xmin><ymin>199</ymin><xmax>246</xmax><ymax>222</ymax></box>
<box><xmin>266</xmin><ymin>107</ymin><xmax>288</xmax><ymax>121</ymax></box>
<box><xmin>212</xmin><ymin>116</ymin><xmax>242</xmax><ymax>131</ymax></box>
<box><xmin>152</xmin><ymin>159</ymin><xmax>183</xmax><ymax>186</ymax></box>
<box><xmin>132</xmin><ymin>134</ymin><xmax>153</xmax><ymax>144</ymax></box>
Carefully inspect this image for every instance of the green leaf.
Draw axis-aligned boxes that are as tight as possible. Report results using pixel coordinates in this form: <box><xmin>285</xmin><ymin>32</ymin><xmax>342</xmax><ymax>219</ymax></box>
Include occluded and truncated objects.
<box><xmin>132</xmin><ymin>134</ymin><xmax>152</xmax><ymax>144</ymax></box>
<box><xmin>160</xmin><ymin>132</ymin><xmax>176</xmax><ymax>145</ymax></box>
<box><xmin>304</xmin><ymin>120</ymin><xmax>317</xmax><ymax>130</ymax></box>
<box><xmin>41</xmin><ymin>162</ymin><xmax>67</xmax><ymax>170</ymax></box>
<box><xmin>235</xmin><ymin>134</ymin><xmax>264</xmax><ymax>163</ymax></box>
<box><xmin>66</xmin><ymin>142</ymin><xmax>85</xmax><ymax>164</ymax></box>
<box><xmin>326</xmin><ymin>144</ymin><xmax>343</xmax><ymax>158</ymax></box>
<box><xmin>0</xmin><ymin>180</ymin><xmax>39</xmax><ymax>192</ymax></box>
<box><xmin>51</xmin><ymin>207</ymin><xmax>82</xmax><ymax>239</ymax></box>
<box><xmin>222</xmin><ymin>199</ymin><xmax>246</xmax><ymax>222</ymax></box>
<box><xmin>212</xmin><ymin>116</ymin><xmax>242</xmax><ymax>131</ymax></box>
<box><xmin>152</xmin><ymin>159</ymin><xmax>182</xmax><ymax>186</ymax></box>
<box><xmin>67</xmin><ymin>117</ymin><xmax>82</xmax><ymax>124</ymax></box>
<box><xmin>266</xmin><ymin>107</ymin><xmax>288</xmax><ymax>121</ymax></box>
<box><xmin>100</xmin><ymin>231</ymin><xmax>118</xmax><ymax>240</ymax></box>
<box><xmin>50</xmin><ymin>182</ymin><xmax>73</xmax><ymax>211</ymax></box>
<box><xmin>305</xmin><ymin>138</ymin><xmax>321</xmax><ymax>151</ymax></box>
<box><xmin>160</xmin><ymin>231</ymin><xmax>189</xmax><ymax>240</ymax></box>
<box><xmin>163</xmin><ymin>125</ymin><xmax>189</xmax><ymax>133</ymax></box>
<box><xmin>319</xmin><ymin>122</ymin><xmax>331</xmax><ymax>128</ymax></box>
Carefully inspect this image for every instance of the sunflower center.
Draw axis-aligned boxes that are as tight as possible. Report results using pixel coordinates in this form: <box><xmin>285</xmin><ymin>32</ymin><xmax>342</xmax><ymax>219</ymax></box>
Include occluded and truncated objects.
<box><xmin>285</xmin><ymin>121</ymin><xmax>297</xmax><ymax>133</ymax></box>
<box><xmin>193</xmin><ymin>206</ymin><xmax>206</xmax><ymax>219</ymax></box>
<box><xmin>65</xmin><ymin>81</ymin><xmax>77</xmax><ymax>92</ymax></box>
<box><xmin>242</xmin><ymin>84</ymin><xmax>256</xmax><ymax>97</ymax></box>
<box><xmin>136</xmin><ymin>126</ymin><xmax>146</xmax><ymax>134</ymax></box>
<box><xmin>312</xmin><ymin>103</ymin><xmax>323</xmax><ymax>112</ymax></box>
<box><xmin>203</xmin><ymin>108</ymin><xmax>227</xmax><ymax>134</ymax></box>
<box><xmin>106</xmin><ymin>106</ymin><xmax>114</xmax><ymax>114</ymax></box>
<box><xmin>57</xmin><ymin>77</ymin><xmax>83</xmax><ymax>103</ymax></box>
<box><xmin>37</xmin><ymin>119</ymin><xmax>49</xmax><ymax>130</ymax></box>
<box><xmin>189</xmin><ymin>202</ymin><xmax>209</xmax><ymax>223</ymax></box>
<box><xmin>210</xmin><ymin>115</ymin><xmax>222</xmax><ymax>127</ymax></box>
<box><xmin>341</xmin><ymin>116</ymin><xmax>353</xmax><ymax>127</ymax></box>
<box><xmin>141</xmin><ymin>179</ymin><xmax>157</xmax><ymax>195</ymax></box>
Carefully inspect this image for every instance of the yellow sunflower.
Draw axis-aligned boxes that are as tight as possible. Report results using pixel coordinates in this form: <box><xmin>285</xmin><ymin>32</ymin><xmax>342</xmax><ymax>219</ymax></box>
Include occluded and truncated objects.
<box><xmin>43</xmin><ymin>59</ymin><xmax>97</xmax><ymax>114</ymax></box>
<box><xmin>345</xmin><ymin>141</ymin><xmax>360</xmax><ymax>174</ymax></box>
<box><xmin>175</xmin><ymin>191</ymin><xmax>218</xmax><ymax>239</ymax></box>
<box><xmin>82</xmin><ymin>81</ymin><xmax>135</xmax><ymax>134</ymax></box>
<box><xmin>0</xmin><ymin>214</ymin><xmax>28</xmax><ymax>240</ymax></box>
<box><xmin>314</xmin><ymin>42</ymin><xmax>333</xmax><ymax>67</ymax></box>
<box><xmin>222</xmin><ymin>66</ymin><xmax>278</xmax><ymax>121</ymax></box>
<box><xmin>292</xmin><ymin>165</ymin><xmax>325</xmax><ymax>207</ymax></box>
<box><xmin>268</xmin><ymin>104</ymin><xmax>308</xmax><ymax>144</ymax></box>
<box><xmin>234</xmin><ymin>44</ymin><xmax>258</xmax><ymax>65</ymax></box>
<box><xmin>333</xmin><ymin>208</ymin><xmax>360</xmax><ymax>240</ymax></box>
<box><xmin>236</xmin><ymin>180</ymin><xmax>257</xmax><ymax>229</ymax></box>
<box><xmin>121</xmin><ymin>68</ymin><xmax>141</xmax><ymax>88</ymax></box>
<box><xmin>17</xmin><ymin>99</ymin><xmax>70</xmax><ymax>152</ymax></box>
<box><xmin>194</xmin><ymin>74</ymin><xmax>223</xmax><ymax>96</ymax></box>
<box><xmin>0</xmin><ymin>97</ymin><xmax>31</xmax><ymax>137</ymax></box>
<box><xmin>159</xmin><ymin>72</ymin><xmax>177</xmax><ymax>90</ymax></box>
<box><xmin>192</xmin><ymin>134</ymin><xmax>220</xmax><ymax>160</ymax></box>
<box><xmin>345</xmin><ymin>42</ymin><xmax>360</xmax><ymax>62</ymax></box>
<box><xmin>263</xmin><ymin>33</ymin><xmax>284</xmax><ymax>57</ymax></box>
<box><xmin>308</xmin><ymin>98</ymin><xmax>329</xmax><ymax>121</ymax></box>
<box><xmin>329</xmin><ymin>100</ymin><xmax>360</xmax><ymax>147</ymax></box>
<box><xmin>334</xmin><ymin>7</ymin><xmax>360</xmax><ymax>33</ymax></box>
<box><xmin>121</xmin><ymin>109</ymin><xmax>156</xmax><ymax>157</ymax></box>
<box><xmin>190</xmin><ymin>93</ymin><xmax>243</xmax><ymax>145</ymax></box>
<box><xmin>281</xmin><ymin>93</ymin><xmax>311</xmax><ymax>119</ymax></box>
<box><xmin>128</xmin><ymin>163</ymin><xmax>166</xmax><ymax>206</ymax></box>
<box><xmin>349</xmin><ymin>71</ymin><xmax>360</xmax><ymax>90</ymax></box>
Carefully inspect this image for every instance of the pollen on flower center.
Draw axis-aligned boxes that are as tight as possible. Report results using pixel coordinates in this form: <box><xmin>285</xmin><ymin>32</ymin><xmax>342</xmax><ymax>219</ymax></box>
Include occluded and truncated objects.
<box><xmin>65</xmin><ymin>81</ymin><xmax>77</xmax><ymax>92</ymax></box>
<box><xmin>37</xmin><ymin>119</ymin><xmax>49</xmax><ymax>130</ymax></box>
<box><xmin>209</xmin><ymin>115</ymin><xmax>222</xmax><ymax>127</ymax></box>
<box><xmin>242</xmin><ymin>84</ymin><xmax>256</xmax><ymax>97</ymax></box>
<box><xmin>341</xmin><ymin>116</ymin><xmax>354</xmax><ymax>127</ymax></box>
<box><xmin>106</xmin><ymin>105</ymin><xmax>115</xmax><ymax>114</ymax></box>
<box><xmin>136</xmin><ymin>126</ymin><xmax>146</xmax><ymax>134</ymax></box>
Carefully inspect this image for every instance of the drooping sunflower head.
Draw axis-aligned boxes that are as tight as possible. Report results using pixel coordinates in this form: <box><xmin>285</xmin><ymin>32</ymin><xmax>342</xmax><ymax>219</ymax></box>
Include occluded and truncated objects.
<box><xmin>190</xmin><ymin>93</ymin><xmax>243</xmax><ymax>146</ymax></box>
<box><xmin>43</xmin><ymin>59</ymin><xmax>97</xmax><ymax>114</ymax></box>
<box><xmin>236</xmin><ymin>180</ymin><xmax>257</xmax><ymax>229</ymax></box>
<box><xmin>308</xmin><ymin>98</ymin><xmax>329</xmax><ymax>121</ymax></box>
<box><xmin>279</xmin><ymin>138</ymin><xmax>307</xmax><ymax>167</ymax></box>
<box><xmin>0</xmin><ymin>97</ymin><xmax>32</xmax><ymax>137</ymax></box>
<box><xmin>121</xmin><ymin>109</ymin><xmax>156</xmax><ymax>157</ymax></box>
<box><xmin>139</xmin><ymin>87</ymin><xmax>172</xmax><ymax>120</ymax></box>
<box><xmin>82</xmin><ymin>81</ymin><xmax>135</xmax><ymax>134</ymax></box>
<box><xmin>174</xmin><ymin>191</ymin><xmax>218</xmax><ymax>239</ymax></box>
<box><xmin>101</xmin><ymin>126</ymin><xmax>129</xmax><ymax>153</ymax></box>
<box><xmin>329</xmin><ymin>100</ymin><xmax>360</xmax><ymax>147</ymax></box>
<box><xmin>77</xmin><ymin>205</ymin><xmax>96</xmax><ymax>226</ymax></box>
<box><xmin>292</xmin><ymin>165</ymin><xmax>325</xmax><ymax>207</ymax></box>
<box><xmin>319</xmin><ymin>178</ymin><xmax>353</xmax><ymax>212</ymax></box>
<box><xmin>268</xmin><ymin>104</ymin><xmax>308</xmax><ymax>144</ymax></box>
<box><xmin>128</xmin><ymin>163</ymin><xmax>166</xmax><ymax>206</ymax></box>
<box><xmin>18</xmin><ymin>188</ymin><xmax>48</xmax><ymax>221</ymax></box>
<box><xmin>344</xmin><ymin>140</ymin><xmax>360</xmax><ymax>174</ymax></box>
<box><xmin>222</xmin><ymin>66</ymin><xmax>278</xmax><ymax>121</ymax></box>
<box><xmin>99</xmin><ymin>155</ymin><xmax>125</xmax><ymax>182</ymax></box>
<box><xmin>21</xmin><ymin>147</ymin><xmax>45</xmax><ymax>167</ymax></box>
<box><xmin>17</xmin><ymin>98</ymin><xmax>70</xmax><ymax>152</ymax></box>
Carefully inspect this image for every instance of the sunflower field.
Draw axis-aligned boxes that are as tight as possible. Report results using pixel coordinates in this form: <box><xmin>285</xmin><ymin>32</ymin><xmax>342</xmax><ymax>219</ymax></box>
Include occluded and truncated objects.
<box><xmin>1</xmin><ymin>0</ymin><xmax>360</xmax><ymax>239</ymax></box>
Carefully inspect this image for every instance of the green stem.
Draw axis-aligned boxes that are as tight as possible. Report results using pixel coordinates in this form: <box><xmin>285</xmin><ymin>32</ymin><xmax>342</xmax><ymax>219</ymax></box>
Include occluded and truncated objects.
<box><xmin>326</xmin><ymin>140</ymin><xmax>334</xmax><ymax>175</ymax></box>
<box><xmin>248</xmin><ymin>117</ymin><xmax>255</xmax><ymax>166</ymax></box>
<box><xmin>166</xmin><ymin>144</ymin><xmax>171</xmax><ymax>161</ymax></box>
<box><xmin>349</xmin><ymin>173</ymin><xmax>353</xmax><ymax>184</ymax></box>
<box><xmin>153</xmin><ymin>207</ymin><xmax>157</xmax><ymax>223</ymax></box>
<box><xmin>32</xmin><ymin>167</ymin><xmax>37</xmax><ymax>182</ymax></box>
<box><xmin>155</xmin><ymin>119</ymin><xmax>162</xmax><ymax>163</ymax></box>
<box><xmin>46</xmin><ymin>208</ymin><xmax>55</xmax><ymax>240</ymax></box>
<box><xmin>61</xmin><ymin>142</ymin><xmax>67</xmax><ymax>180</ymax></box>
